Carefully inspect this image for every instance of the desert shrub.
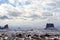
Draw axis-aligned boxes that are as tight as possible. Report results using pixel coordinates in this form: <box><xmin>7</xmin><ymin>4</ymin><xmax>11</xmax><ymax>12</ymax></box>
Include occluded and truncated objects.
<box><xmin>16</xmin><ymin>33</ymin><xmax>23</xmax><ymax>38</ymax></box>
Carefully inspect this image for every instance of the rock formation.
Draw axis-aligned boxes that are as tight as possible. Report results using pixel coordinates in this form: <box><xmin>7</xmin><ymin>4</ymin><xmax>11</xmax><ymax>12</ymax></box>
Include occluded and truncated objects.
<box><xmin>44</xmin><ymin>23</ymin><xmax>58</xmax><ymax>30</ymax></box>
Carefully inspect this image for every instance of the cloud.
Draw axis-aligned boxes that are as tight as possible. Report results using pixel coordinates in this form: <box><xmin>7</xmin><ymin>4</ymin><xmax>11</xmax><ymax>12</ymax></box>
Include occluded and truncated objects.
<box><xmin>42</xmin><ymin>12</ymin><xmax>53</xmax><ymax>17</ymax></box>
<box><xmin>0</xmin><ymin>15</ymin><xmax>9</xmax><ymax>19</ymax></box>
<box><xmin>8</xmin><ymin>12</ymin><xmax>21</xmax><ymax>17</ymax></box>
<box><xmin>0</xmin><ymin>0</ymin><xmax>60</xmax><ymax>27</ymax></box>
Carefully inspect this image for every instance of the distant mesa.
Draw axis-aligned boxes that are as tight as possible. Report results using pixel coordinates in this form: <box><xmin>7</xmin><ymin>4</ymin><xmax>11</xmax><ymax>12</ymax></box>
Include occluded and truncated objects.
<box><xmin>45</xmin><ymin>23</ymin><xmax>54</xmax><ymax>29</ymax></box>
<box><xmin>44</xmin><ymin>23</ymin><xmax>58</xmax><ymax>30</ymax></box>
<box><xmin>4</xmin><ymin>24</ymin><xmax>8</xmax><ymax>29</ymax></box>
<box><xmin>0</xmin><ymin>24</ymin><xmax>8</xmax><ymax>30</ymax></box>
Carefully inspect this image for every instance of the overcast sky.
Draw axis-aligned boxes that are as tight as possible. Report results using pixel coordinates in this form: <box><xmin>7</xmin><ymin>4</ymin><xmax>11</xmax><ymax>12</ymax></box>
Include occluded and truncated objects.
<box><xmin>0</xmin><ymin>0</ymin><xmax>60</xmax><ymax>28</ymax></box>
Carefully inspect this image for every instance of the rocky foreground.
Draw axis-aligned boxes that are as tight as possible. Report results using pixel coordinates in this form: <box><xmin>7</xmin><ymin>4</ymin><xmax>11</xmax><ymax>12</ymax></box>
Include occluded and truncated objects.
<box><xmin>0</xmin><ymin>30</ymin><xmax>60</xmax><ymax>40</ymax></box>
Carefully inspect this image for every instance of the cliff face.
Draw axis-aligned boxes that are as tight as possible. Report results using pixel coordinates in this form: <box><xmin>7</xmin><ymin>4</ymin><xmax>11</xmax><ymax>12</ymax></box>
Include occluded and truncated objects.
<box><xmin>0</xmin><ymin>24</ymin><xmax>8</xmax><ymax>30</ymax></box>
<box><xmin>46</xmin><ymin>23</ymin><xmax>54</xmax><ymax>28</ymax></box>
<box><xmin>4</xmin><ymin>24</ymin><xmax>8</xmax><ymax>29</ymax></box>
<box><xmin>44</xmin><ymin>23</ymin><xmax>58</xmax><ymax>31</ymax></box>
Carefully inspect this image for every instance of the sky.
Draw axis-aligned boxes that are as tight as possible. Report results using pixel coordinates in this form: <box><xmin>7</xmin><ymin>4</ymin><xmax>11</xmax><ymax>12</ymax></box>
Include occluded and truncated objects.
<box><xmin>0</xmin><ymin>0</ymin><xmax>60</xmax><ymax>28</ymax></box>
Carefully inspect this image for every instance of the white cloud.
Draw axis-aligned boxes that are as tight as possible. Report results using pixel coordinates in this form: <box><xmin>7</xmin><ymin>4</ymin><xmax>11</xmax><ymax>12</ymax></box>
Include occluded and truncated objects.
<box><xmin>0</xmin><ymin>0</ymin><xmax>60</xmax><ymax>27</ymax></box>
